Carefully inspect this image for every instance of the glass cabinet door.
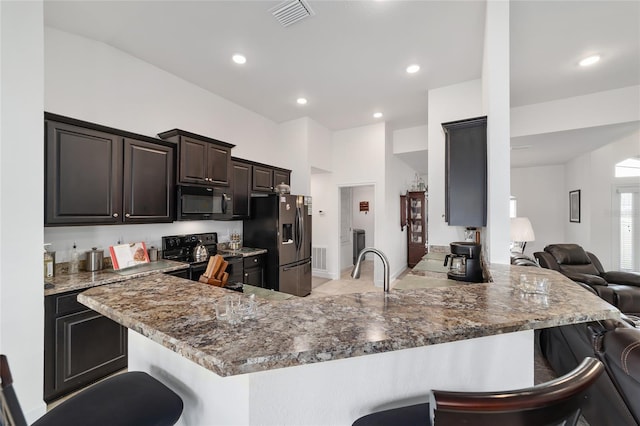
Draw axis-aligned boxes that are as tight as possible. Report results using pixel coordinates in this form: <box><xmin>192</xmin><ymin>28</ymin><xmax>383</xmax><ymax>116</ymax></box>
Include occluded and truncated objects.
<box><xmin>410</xmin><ymin>197</ymin><xmax>423</xmax><ymax>243</ymax></box>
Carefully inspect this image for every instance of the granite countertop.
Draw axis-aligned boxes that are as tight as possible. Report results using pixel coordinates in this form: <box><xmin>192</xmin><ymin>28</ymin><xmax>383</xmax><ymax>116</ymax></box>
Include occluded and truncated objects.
<box><xmin>78</xmin><ymin>263</ymin><xmax>620</xmax><ymax>377</ymax></box>
<box><xmin>218</xmin><ymin>247</ymin><xmax>267</xmax><ymax>257</ymax></box>
<box><xmin>44</xmin><ymin>260</ymin><xmax>189</xmax><ymax>296</ymax></box>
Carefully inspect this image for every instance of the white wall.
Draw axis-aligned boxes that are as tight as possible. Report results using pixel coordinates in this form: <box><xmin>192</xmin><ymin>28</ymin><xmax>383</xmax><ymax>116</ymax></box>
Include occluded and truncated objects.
<box><xmin>427</xmin><ymin>80</ymin><xmax>483</xmax><ymax>248</ymax></box>
<box><xmin>573</xmin><ymin>129</ymin><xmax>640</xmax><ymax>270</ymax></box>
<box><xmin>45</xmin><ymin>28</ymin><xmax>280</xmax><ymax>163</ymax></box>
<box><xmin>308</xmin><ymin>118</ymin><xmax>333</xmax><ymax>173</ymax></box>
<box><xmin>331</xmin><ymin>124</ymin><xmax>386</xmax><ymax>282</ymax></box>
<box><xmin>277</xmin><ymin>118</ymin><xmax>310</xmax><ymax>195</ymax></box>
<box><xmin>482</xmin><ymin>0</ymin><xmax>511</xmax><ymax>264</ymax></box>
<box><xmin>511</xmin><ymin>165</ymin><xmax>566</xmax><ymax>255</ymax></box>
<box><xmin>511</xmin><ymin>85</ymin><xmax>640</xmax><ymax>138</ymax></box>
<box><xmin>0</xmin><ymin>1</ymin><xmax>47</xmax><ymax>421</ymax></box>
<box><xmin>393</xmin><ymin>125</ymin><xmax>428</xmax><ymax>153</ymax></box>
<box><xmin>384</xmin><ymin>125</ymin><xmax>417</xmax><ymax>279</ymax></box>
<box><xmin>310</xmin><ymin>172</ymin><xmax>334</xmax><ymax>278</ymax></box>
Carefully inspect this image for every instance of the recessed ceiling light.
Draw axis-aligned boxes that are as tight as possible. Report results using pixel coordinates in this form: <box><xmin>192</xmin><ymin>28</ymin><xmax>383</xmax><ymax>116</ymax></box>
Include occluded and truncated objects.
<box><xmin>406</xmin><ymin>64</ymin><xmax>420</xmax><ymax>74</ymax></box>
<box><xmin>297</xmin><ymin>98</ymin><xmax>308</xmax><ymax>105</ymax></box>
<box><xmin>232</xmin><ymin>54</ymin><xmax>247</xmax><ymax>65</ymax></box>
<box><xmin>579</xmin><ymin>55</ymin><xmax>600</xmax><ymax>67</ymax></box>
<box><xmin>373</xmin><ymin>112</ymin><xmax>383</xmax><ymax>119</ymax></box>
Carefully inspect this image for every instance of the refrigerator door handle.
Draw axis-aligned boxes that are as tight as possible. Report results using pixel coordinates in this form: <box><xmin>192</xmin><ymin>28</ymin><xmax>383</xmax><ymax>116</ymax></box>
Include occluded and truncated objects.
<box><xmin>297</xmin><ymin>207</ymin><xmax>304</xmax><ymax>252</ymax></box>
<box><xmin>294</xmin><ymin>207</ymin><xmax>301</xmax><ymax>251</ymax></box>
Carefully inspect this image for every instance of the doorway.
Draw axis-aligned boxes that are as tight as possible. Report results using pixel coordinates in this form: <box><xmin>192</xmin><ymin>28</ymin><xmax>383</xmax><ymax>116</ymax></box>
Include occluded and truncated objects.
<box><xmin>339</xmin><ymin>185</ymin><xmax>375</xmax><ymax>278</ymax></box>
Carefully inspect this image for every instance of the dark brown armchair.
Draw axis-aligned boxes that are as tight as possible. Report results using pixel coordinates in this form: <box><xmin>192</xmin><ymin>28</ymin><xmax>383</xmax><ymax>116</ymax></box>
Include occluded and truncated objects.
<box><xmin>534</xmin><ymin>244</ymin><xmax>640</xmax><ymax>315</ymax></box>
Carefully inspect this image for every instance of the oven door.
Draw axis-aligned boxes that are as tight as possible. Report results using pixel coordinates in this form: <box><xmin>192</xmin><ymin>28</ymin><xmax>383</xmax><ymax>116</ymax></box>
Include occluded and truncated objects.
<box><xmin>177</xmin><ymin>185</ymin><xmax>233</xmax><ymax>220</ymax></box>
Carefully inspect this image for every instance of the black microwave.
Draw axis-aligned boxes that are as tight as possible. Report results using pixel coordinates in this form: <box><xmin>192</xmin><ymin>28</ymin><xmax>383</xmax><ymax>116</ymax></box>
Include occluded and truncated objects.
<box><xmin>177</xmin><ymin>185</ymin><xmax>233</xmax><ymax>220</ymax></box>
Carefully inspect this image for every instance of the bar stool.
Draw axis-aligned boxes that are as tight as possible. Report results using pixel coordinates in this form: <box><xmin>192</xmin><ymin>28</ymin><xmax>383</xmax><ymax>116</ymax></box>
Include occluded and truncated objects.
<box><xmin>1</xmin><ymin>355</ymin><xmax>183</xmax><ymax>426</ymax></box>
<box><xmin>353</xmin><ymin>357</ymin><xmax>603</xmax><ymax>426</ymax></box>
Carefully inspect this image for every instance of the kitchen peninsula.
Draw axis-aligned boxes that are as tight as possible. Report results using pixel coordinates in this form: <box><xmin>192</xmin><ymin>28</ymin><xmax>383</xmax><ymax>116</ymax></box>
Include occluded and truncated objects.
<box><xmin>78</xmin><ymin>264</ymin><xmax>619</xmax><ymax>426</ymax></box>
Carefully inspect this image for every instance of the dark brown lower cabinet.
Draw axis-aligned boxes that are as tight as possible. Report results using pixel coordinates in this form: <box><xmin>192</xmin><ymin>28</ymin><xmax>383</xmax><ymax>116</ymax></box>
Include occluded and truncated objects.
<box><xmin>44</xmin><ymin>289</ymin><xmax>127</xmax><ymax>402</ymax></box>
<box><xmin>243</xmin><ymin>255</ymin><xmax>265</xmax><ymax>287</ymax></box>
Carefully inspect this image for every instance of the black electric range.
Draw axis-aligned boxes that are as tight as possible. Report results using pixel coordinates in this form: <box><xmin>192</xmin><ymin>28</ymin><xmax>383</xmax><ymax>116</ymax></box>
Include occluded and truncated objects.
<box><xmin>161</xmin><ymin>233</ymin><xmax>242</xmax><ymax>282</ymax></box>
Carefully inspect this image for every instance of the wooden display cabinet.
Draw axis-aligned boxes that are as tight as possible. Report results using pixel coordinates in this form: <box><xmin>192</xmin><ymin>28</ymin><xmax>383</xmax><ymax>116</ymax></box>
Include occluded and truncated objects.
<box><xmin>405</xmin><ymin>191</ymin><xmax>427</xmax><ymax>267</ymax></box>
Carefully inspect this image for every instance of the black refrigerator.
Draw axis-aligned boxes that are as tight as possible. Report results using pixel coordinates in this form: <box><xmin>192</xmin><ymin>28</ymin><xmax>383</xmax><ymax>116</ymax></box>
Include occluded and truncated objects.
<box><xmin>243</xmin><ymin>194</ymin><xmax>312</xmax><ymax>297</ymax></box>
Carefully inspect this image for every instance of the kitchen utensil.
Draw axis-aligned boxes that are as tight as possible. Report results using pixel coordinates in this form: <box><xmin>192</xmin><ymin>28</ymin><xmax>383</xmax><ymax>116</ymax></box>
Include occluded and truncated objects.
<box><xmin>275</xmin><ymin>182</ymin><xmax>291</xmax><ymax>194</ymax></box>
<box><xmin>69</xmin><ymin>243</ymin><xmax>80</xmax><ymax>274</ymax></box>
<box><xmin>194</xmin><ymin>241</ymin><xmax>208</xmax><ymax>262</ymax></box>
<box><xmin>86</xmin><ymin>247</ymin><xmax>104</xmax><ymax>272</ymax></box>
<box><xmin>148</xmin><ymin>246</ymin><xmax>158</xmax><ymax>262</ymax></box>
<box><xmin>44</xmin><ymin>244</ymin><xmax>55</xmax><ymax>278</ymax></box>
<box><xmin>230</xmin><ymin>232</ymin><xmax>242</xmax><ymax>250</ymax></box>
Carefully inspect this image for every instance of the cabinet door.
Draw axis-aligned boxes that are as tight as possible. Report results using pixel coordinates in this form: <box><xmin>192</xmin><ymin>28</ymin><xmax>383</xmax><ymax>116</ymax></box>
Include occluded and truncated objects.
<box><xmin>53</xmin><ymin>309</ymin><xmax>127</xmax><ymax>400</ymax></box>
<box><xmin>273</xmin><ymin>169</ymin><xmax>290</xmax><ymax>188</ymax></box>
<box><xmin>243</xmin><ymin>255</ymin><xmax>264</xmax><ymax>287</ymax></box>
<box><xmin>232</xmin><ymin>160</ymin><xmax>251</xmax><ymax>218</ymax></box>
<box><xmin>244</xmin><ymin>266</ymin><xmax>264</xmax><ymax>287</ymax></box>
<box><xmin>443</xmin><ymin>117</ymin><xmax>487</xmax><ymax>227</ymax></box>
<box><xmin>45</xmin><ymin>121</ymin><xmax>122</xmax><ymax>225</ymax></box>
<box><xmin>207</xmin><ymin>144</ymin><xmax>231</xmax><ymax>186</ymax></box>
<box><xmin>123</xmin><ymin>138</ymin><xmax>174</xmax><ymax>223</ymax></box>
<box><xmin>407</xmin><ymin>192</ymin><xmax>426</xmax><ymax>267</ymax></box>
<box><xmin>253</xmin><ymin>165</ymin><xmax>274</xmax><ymax>192</ymax></box>
<box><xmin>179</xmin><ymin>136</ymin><xmax>208</xmax><ymax>184</ymax></box>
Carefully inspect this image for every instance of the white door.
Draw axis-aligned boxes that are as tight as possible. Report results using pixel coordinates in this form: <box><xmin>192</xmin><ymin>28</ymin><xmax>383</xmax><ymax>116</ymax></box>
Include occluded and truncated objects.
<box><xmin>614</xmin><ymin>184</ymin><xmax>640</xmax><ymax>271</ymax></box>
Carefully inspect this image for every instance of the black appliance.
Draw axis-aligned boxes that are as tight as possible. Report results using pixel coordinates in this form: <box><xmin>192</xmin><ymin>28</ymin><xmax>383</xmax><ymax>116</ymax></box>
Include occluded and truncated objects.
<box><xmin>176</xmin><ymin>185</ymin><xmax>233</xmax><ymax>221</ymax></box>
<box><xmin>444</xmin><ymin>242</ymin><xmax>483</xmax><ymax>283</ymax></box>
<box><xmin>161</xmin><ymin>232</ymin><xmax>242</xmax><ymax>282</ymax></box>
<box><xmin>243</xmin><ymin>194</ymin><xmax>312</xmax><ymax>297</ymax></box>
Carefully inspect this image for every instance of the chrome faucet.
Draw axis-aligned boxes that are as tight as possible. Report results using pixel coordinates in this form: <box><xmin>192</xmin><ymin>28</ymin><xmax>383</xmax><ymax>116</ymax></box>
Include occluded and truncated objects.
<box><xmin>351</xmin><ymin>247</ymin><xmax>391</xmax><ymax>293</ymax></box>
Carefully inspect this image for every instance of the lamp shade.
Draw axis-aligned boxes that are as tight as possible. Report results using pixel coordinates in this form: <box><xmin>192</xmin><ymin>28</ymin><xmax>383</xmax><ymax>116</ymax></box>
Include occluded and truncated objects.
<box><xmin>510</xmin><ymin>217</ymin><xmax>535</xmax><ymax>242</ymax></box>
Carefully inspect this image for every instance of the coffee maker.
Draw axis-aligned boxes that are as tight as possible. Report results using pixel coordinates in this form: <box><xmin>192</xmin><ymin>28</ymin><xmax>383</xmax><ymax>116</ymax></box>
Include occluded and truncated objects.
<box><xmin>443</xmin><ymin>242</ymin><xmax>483</xmax><ymax>283</ymax></box>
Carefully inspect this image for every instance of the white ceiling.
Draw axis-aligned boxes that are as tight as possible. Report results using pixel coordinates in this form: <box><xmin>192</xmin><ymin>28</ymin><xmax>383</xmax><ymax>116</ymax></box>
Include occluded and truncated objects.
<box><xmin>44</xmin><ymin>0</ymin><xmax>639</xmax><ymax>169</ymax></box>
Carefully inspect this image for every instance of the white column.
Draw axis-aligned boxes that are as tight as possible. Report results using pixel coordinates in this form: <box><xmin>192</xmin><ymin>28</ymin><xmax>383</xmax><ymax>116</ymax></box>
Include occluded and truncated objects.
<box><xmin>483</xmin><ymin>0</ymin><xmax>512</xmax><ymax>264</ymax></box>
<box><xmin>0</xmin><ymin>0</ymin><xmax>46</xmax><ymax>421</ymax></box>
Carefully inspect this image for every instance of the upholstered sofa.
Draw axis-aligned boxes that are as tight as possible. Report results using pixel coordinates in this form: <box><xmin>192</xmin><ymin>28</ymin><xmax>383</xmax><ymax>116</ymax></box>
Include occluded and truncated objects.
<box><xmin>539</xmin><ymin>316</ymin><xmax>640</xmax><ymax>425</ymax></box>
<box><xmin>534</xmin><ymin>244</ymin><xmax>640</xmax><ymax>315</ymax></box>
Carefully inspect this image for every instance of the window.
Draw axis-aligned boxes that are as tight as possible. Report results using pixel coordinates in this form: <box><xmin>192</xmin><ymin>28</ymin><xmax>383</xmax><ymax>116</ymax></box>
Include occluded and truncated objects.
<box><xmin>615</xmin><ymin>157</ymin><xmax>640</xmax><ymax>178</ymax></box>
<box><xmin>509</xmin><ymin>196</ymin><xmax>517</xmax><ymax>218</ymax></box>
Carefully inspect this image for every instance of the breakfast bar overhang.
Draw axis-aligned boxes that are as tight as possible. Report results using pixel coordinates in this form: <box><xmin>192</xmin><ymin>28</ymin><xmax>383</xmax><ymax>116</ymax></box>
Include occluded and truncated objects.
<box><xmin>78</xmin><ymin>265</ymin><xmax>619</xmax><ymax>426</ymax></box>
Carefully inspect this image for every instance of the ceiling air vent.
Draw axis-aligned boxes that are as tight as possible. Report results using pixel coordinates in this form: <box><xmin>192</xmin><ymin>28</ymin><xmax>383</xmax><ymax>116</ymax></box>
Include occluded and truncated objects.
<box><xmin>270</xmin><ymin>0</ymin><xmax>315</xmax><ymax>28</ymax></box>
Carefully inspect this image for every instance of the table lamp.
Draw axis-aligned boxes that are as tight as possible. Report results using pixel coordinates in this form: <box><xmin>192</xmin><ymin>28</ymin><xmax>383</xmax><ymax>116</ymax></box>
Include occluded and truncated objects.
<box><xmin>510</xmin><ymin>217</ymin><xmax>535</xmax><ymax>253</ymax></box>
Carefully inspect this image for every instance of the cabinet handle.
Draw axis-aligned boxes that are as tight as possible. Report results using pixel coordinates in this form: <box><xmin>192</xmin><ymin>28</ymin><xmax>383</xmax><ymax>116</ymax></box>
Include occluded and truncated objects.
<box><xmin>125</xmin><ymin>213</ymin><xmax>130</xmax><ymax>218</ymax></box>
<box><xmin>245</xmin><ymin>273</ymin><xmax>248</xmax><ymax>277</ymax></box>
<box><xmin>253</xmin><ymin>258</ymin><xmax>258</xmax><ymax>263</ymax></box>
<box><xmin>113</xmin><ymin>213</ymin><xmax>119</xmax><ymax>218</ymax></box>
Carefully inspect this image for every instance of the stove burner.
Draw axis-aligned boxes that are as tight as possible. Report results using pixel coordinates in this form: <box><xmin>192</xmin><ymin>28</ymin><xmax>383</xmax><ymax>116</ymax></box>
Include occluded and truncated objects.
<box><xmin>161</xmin><ymin>232</ymin><xmax>219</xmax><ymax>264</ymax></box>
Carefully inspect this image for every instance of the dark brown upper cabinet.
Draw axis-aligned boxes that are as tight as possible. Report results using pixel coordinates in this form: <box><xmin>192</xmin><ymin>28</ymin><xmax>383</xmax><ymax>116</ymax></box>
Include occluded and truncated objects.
<box><xmin>157</xmin><ymin>129</ymin><xmax>234</xmax><ymax>187</ymax></box>
<box><xmin>231</xmin><ymin>158</ymin><xmax>251</xmax><ymax>219</ymax></box>
<box><xmin>232</xmin><ymin>157</ymin><xmax>292</xmax><ymax>218</ymax></box>
<box><xmin>252</xmin><ymin>164</ymin><xmax>291</xmax><ymax>193</ymax></box>
<box><xmin>442</xmin><ymin>116</ymin><xmax>487</xmax><ymax>228</ymax></box>
<box><xmin>123</xmin><ymin>137</ymin><xmax>174</xmax><ymax>223</ymax></box>
<box><xmin>45</xmin><ymin>113</ymin><xmax>175</xmax><ymax>226</ymax></box>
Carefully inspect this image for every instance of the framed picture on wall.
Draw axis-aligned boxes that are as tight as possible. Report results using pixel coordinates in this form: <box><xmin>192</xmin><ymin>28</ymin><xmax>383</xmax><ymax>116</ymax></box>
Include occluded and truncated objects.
<box><xmin>569</xmin><ymin>190</ymin><xmax>581</xmax><ymax>223</ymax></box>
